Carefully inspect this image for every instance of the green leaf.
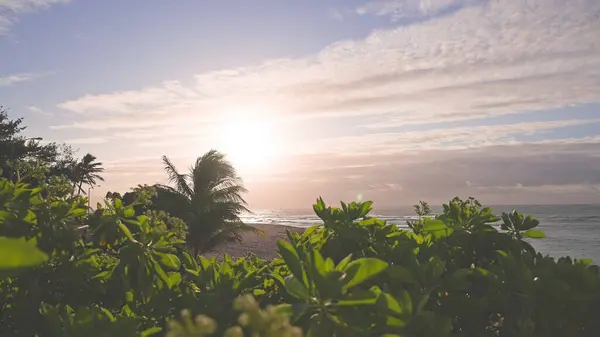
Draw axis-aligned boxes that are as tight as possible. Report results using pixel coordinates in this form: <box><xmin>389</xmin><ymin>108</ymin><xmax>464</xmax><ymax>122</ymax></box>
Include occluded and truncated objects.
<box><xmin>121</xmin><ymin>304</ymin><xmax>134</xmax><ymax>317</ymax></box>
<box><xmin>310</xmin><ymin>249</ymin><xmax>327</xmax><ymax>274</ymax></box>
<box><xmin>100</xmin><ymin>307</ymin><xmax>116</xmax><ymax>322</ymax></box>
<box><xmin>343</xmin><ymin>258</ymin><xmax>388</xmax><ymax>290</ymax></box>
<box><xmin>0</xmin><ymin>211</ymin><xmax>11</xmax><ymax>222</ymax></box>
<box><xmin>423</xmin><ymin>220</ymin><xmax>447</xmax><ymax>232</ymax></box>
<box><xmin>520</xmin><ymin>215</ymin><xmax>540</xmax><ymax>230</ymax></box>
<box><xmin>125</xmin><ymin>291</ymin><xmax>134</xmax><ymax>302</ymax></box>
<box><xmin>92</xmin><ymin>270</ymin><xmax>112</xmax><ymax>280</ymax></box>
<box><xmin>184</xmin><ymin>268</ymin><xmax>199</xmax><ymax>276</ymax></box>
<box><xmin>151</xmin><ymin>260</ymin><xmax>171</xmax><ymax>288</ymax></box>
<box><xmin>397</xmin><ymin>290</ymin><xmax>413</xmax><ymax>316</ymax></box>
<box><xmin>117</xmin><ymin>222</ymin><xmax>137</xmax><ymax>243</ymax></box>
<box><xmin>321</xmin><ymin>270</ymin><xmax>345</xmax><ymax>298</ymax></box>
<box><xmin>271</xmin><ymin>272</ymin><xmax>286</xmax><ymax>288</ymax></box>
<box><xmin>509</xmin><ymin>210</ymin><xmax>524</xmax><ymax>228</ymax></box>
<box><xmin>360</xmin><ymin>201</ymin><xmax>373</xmax><ymax>218</ymax></box>
<box><xmin>376</xmin><ymin>292</ymin><xmax>407</xmax><ymax>327</ymax></box>
<box><xmin>180</xmin><ymin>252</ymin><xmax>198</xmax><ymax>271</ymax></box>
<box><xmin>113</xmin><ymin>198</ymin><xmax>123</xmax><ymax>209</ymax></box>
<box><xmin>313</xmin><ymin>197</ymin><xmax>327</xmax><ymax>216</ymax></box>
<box><xmin>324</xmin><ymin>258</ymin><xmax>335</xmax><ymax>272</ymax></box>
<box><xmin>445</xmin><ymin>269</ymin><xmax>472</xmax><ymax>290</ymax></box>
<box><xmin>522</xmin><ymin>229</ymin><xmax>546</xmax><ymax>239</ymax></box>
<box><xmin>123</xmin><ymin>206</ymin><xmax>135</xmax><ymax>218</ymax></box>
<box><xmin>198</xmin><ymin>256</ymin><xmax>211</xmax><ymax>270</ymax></box>
<box><xmin>141</xmin><ymin>327</ymin><xmax>162</xmax><ymax>337</ymax></box>
<box><xmin>156</xmin><ymin>253</ymin><xmax>181</xmax><ymax>270</ymax></box>
<box><xmin>302</xmin><ymin>225</ymin><xmax>320</xmax><ymax>238</ymax></box>
<box><xmin>220</xmin><ymin>261</ymin><xmax>233</xmax><ymax>277</ymax></box>
<box><xmin>387</xmin><ymin>265</ymin><xmax>418</xmax><ymax>285</ymax></box>
<box><xmin>285</xmin><ymin>275</ymin><xmax>311</xmax><ymax>300</ymax></box>
<box><xmin>415</xmin><ymin>293</ymin><xmax>430</xmax><ymax>313</ymax></box>
<box><xmin>168</xmin><ymin>272</ymin><xmax>182</xmax><ymax>287</ymax></box>
<box><xmin>474</xmin><ymin>224</ymin><xmax>497</xmax><ymax>233</ymax></box>
<box><xmin>386</xmin><ymin>232</ymin><xmax>405</xmax><ymax>238</ymax></box>
<box><xmin>253</xmin><ymin>289</ymin><xmax>266</xmax><ymax>296</ymax></box>
<box><xmin>377</xmin><ymin>291</ymin><xmax>402</xmax><ymax>315</ymax></box>
<box><xmin>338</xmin><ymin>289</ymin><xmax>378</xmax><ymax>306</ymax></box>
<box><xmin>360</xmin><ymin>218</ymin><xmax>384</xmax><ymax>226</ymax></box>
<box><xmin>0</xmin><ymin>237</ymin><xmax>47</xmax><ymax>270</ymax></box>
<box><xmin>500</xmin><ymin>212</ymin><xmax>512</xmax><ymax>230</ymax></box>
<box><xmin>70</xmin><ymin>208</ymin><xmax>87</xmax><ymax>218</ymax></box>
<box><xmin>428</xmin><ymin>256</ymin><xmax>446</xmax><ymax>281</ymax></box>
<box><xmin>336</xmin><ymin>254</ymin><xmax>353</xmax><ymax>271</ymax></box>
<box><xmin>308</xmin><ymin>250</ymin><xmax>329</xmax><ymax>292</ymax></box>
<box><xmin>277</xmin><ymin>240</ymin><xmax>305</xmax><ymax>284</ymax></box>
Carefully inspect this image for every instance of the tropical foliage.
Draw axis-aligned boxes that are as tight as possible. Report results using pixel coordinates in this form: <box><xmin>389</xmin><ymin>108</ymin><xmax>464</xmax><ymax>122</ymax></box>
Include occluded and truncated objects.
<box><xmin>152</xmin><ymin>152</ymin><xmax>259</xmax><ymax>255</ymax></box>
<box><xmin>0</xmin><ymin>107</ymin><xmax>102</xmax><ymax>195</ymax></box>
<box><xmin>0</xmin><ymin>107</ymin><xmax>62</xmax><ymax>182</ymax></box>
<box><xmin>2</xmin><ymin>176</ymin><xmax>599</xmax><ymax>336</ymax></box>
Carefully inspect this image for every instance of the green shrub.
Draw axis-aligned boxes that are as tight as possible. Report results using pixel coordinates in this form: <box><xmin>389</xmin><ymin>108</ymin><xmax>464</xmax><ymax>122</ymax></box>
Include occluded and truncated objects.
<box><xmin>1</xmin><ymin>177</ymin><xmax>599</xmax><ymax>336</ymax></box>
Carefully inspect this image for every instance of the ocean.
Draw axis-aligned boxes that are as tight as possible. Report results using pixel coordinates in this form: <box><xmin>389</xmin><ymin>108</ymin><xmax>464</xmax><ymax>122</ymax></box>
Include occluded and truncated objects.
<box><xmin>241</xmin><ymin>204</ymin><xmax>600</xmax><ymax>263</ymax></box>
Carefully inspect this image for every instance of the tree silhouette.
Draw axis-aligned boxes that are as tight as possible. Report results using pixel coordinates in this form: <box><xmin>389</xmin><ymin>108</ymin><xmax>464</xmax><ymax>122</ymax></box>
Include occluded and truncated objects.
<box><xmin>72</xmin><ymin>153</ymin><xmax>105</xmax><ymax>195</ymax></box>
<box><xmin>153</xmin><ymin>150</ymin><xmax>259</xmax><ymax>254</ymax></box>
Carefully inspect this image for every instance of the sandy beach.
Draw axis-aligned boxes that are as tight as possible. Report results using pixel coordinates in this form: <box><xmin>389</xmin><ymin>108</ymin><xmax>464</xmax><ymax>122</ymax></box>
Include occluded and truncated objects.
<box><xmin>205</xmin><ymin>223</ymin><xmax>306</xmax><ymax>260</ymax></box>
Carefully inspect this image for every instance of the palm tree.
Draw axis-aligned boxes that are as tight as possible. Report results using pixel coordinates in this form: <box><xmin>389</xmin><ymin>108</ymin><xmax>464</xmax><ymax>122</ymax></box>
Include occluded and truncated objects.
<box><xmin>153</xmin><ymin>150</ymin><xmax>259</xmax><ymax>255</ymax></box>
<box><xmin>72</xmin><ymin>153</ymin><xmax>105</xmax><ymax>195</ymax></box>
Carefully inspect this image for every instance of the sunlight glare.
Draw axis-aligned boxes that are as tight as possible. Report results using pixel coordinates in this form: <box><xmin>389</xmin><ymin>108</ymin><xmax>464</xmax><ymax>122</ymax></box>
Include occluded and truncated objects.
<box><xmin>217</xmin><ymin>111</ymin><xmax>279</xmax><ymax>170</ymax></box>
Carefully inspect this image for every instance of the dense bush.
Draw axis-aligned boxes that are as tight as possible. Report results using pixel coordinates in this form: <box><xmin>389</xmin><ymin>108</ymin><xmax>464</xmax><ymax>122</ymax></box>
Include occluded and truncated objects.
<box><xmin>1</xmin><ymin>178</ymin><xmax>599</xmax><ymax>337</ymax></box>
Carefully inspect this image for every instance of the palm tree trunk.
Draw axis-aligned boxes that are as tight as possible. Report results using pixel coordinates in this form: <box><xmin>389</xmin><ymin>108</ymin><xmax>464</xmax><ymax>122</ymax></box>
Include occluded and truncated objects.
<box><xmin>71</xmin><ymin>181</ymin><xmax>78</xmax><ymax>196</ymax></box>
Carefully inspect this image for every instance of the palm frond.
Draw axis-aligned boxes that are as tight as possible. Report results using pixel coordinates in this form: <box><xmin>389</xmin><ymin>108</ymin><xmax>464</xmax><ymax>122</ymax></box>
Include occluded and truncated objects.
<box><xmin>162</xmin><ymin>155</ymin><xmax>193</xmax><ymax>198</ymax></box>
<box><xmin>190</xmin><ymin>150</ymin><xmax>237</xmax><ymax>196</ymax></box>
<box><xmin>153</xmin><ymin>184</ymin><xmax>192</xmax><ymax>220</ymax></box>
<box><xmin>210</xmin><ymin>184</ymin><xmax>248</xmax><ymax>204</ymax></box>
<box><xmin>153</xmin><ymin>150</ymin><xmax>252</xmax><ymax>254</ymax></box>
<box><xmin>208</xmin><ymin>201</ymin><xmax>250</xmax><ymax>220</ymax></box>
<box><xmin>71</xmin><ymin>153</ymin><xmax>105</xmax><ymax>195</ymax></box>
<box><xmin>81</xmin><ymin>153</ymin><xmax>96</xmax><ymax>165</ymax></box>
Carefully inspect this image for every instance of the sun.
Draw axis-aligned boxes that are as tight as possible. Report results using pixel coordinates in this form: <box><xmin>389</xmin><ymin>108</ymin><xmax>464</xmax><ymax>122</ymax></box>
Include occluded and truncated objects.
<box><xmin>217</xmin><ymin>113</ymin><xmax>279</xmax><ymax>169</ymax></box>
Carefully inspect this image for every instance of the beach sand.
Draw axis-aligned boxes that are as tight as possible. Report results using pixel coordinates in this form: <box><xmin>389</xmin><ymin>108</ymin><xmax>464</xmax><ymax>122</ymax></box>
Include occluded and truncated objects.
<box><xmin>205</xmin><ymin>223</ymin><xmax>306</xmax><ymax>260</ymax></box>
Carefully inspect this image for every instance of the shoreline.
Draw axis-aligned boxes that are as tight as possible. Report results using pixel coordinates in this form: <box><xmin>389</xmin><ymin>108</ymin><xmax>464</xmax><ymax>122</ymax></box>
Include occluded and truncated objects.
<box><xmin>205</xmin><ymin>223</ymin><xmax>307</xmax><ymax>260</ymax></box>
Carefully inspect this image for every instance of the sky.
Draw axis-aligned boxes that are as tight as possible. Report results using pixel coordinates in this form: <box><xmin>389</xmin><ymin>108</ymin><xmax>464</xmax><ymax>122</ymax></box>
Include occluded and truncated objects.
<box><xmin>1</xmin><ymin>0</ymin><xmax>600</xmax><ymax>209</ymax></box>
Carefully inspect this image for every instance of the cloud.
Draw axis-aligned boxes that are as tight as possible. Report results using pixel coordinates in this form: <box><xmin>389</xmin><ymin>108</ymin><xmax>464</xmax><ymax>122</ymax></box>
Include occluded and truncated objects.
<box><xmin>54</xmin><ymin>0</ymin><xmax>600</xmax><ymax>135</ymax></box>
<box><xmin>355</xmin><ymin>0</ymin><xmax>481</xmax><ymax>21</ymax></box>
<box><xmin>475</xmin><ymin>183</ymin><xmax>600</xmax><ymax>195</ymax></box>
<box><xmin>27</xmin><ymin>105</ymin><xmax>52</xmax><ymax>116</ymax></box>
<box><xmin>63</xmin><ymin>137</ymin><xmax>110</xmax><ymax>145</ymax></box>
<box><xmin>264</xmin><ymin>137</ymin><xmax>600</xmax><ymax>181</ymax></box>
<box><xmin>328</xmin><ymin>8</ymin><xmax>345</xmax><ymax>21</ymax></box>
<box><xmin>57</xmin><ymin>81</ymin><xmax>200</xmax><ymax>115</ymax></box>
<box><xmin>300</xmin><ymin>119</ymin><xmax>600</xmax><ymax>155</ymax></box>
<box><xmin>49</xmin><ymin>0</ymin><xmax>600</xmax><ymax>207</ymax></box>
<box><xmin>0</xmin><ymin>0</ymin><xmax>71</xmax><ymax>34</ymax></box>
<box><xmin>0</xmin><ymin>73</ymin><xmax>42</xmax><ymax>86</ymax></box>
